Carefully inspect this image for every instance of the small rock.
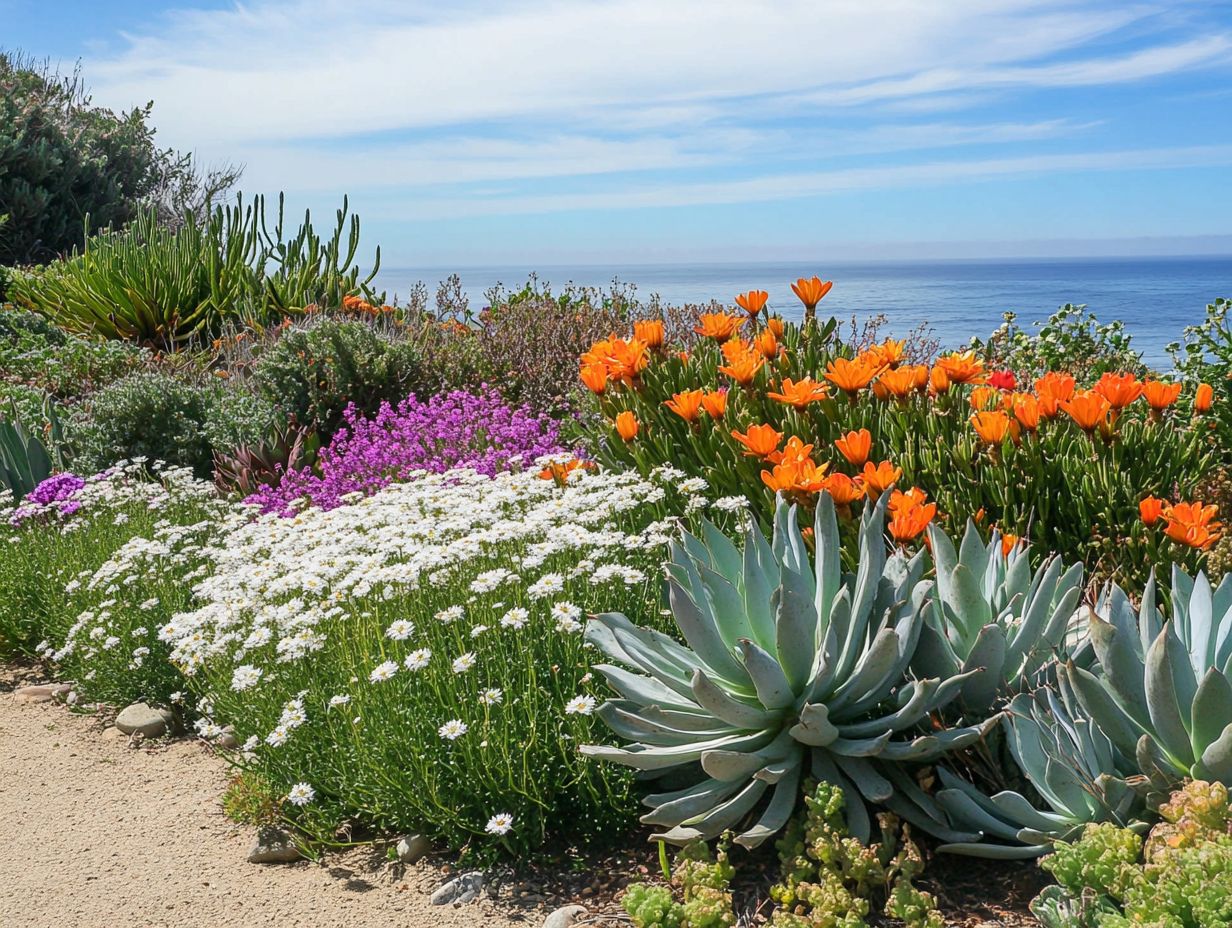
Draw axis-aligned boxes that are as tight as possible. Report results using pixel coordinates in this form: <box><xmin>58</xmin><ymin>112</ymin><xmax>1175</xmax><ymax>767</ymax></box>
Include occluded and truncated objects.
<box><xmin>14</xmin><ymin>683</ymin><xmax>68</xmax><ymax>703</ymax></box>
<box><xmin>396</xmin><ymin>833</ymin><xmax>431</xmax><ymax>864</ymax></box>
<box><xmin>114</xmin><ymin>702</ymin><xmax>175</xmax><ymax>738</ymax></box>
<box><xmin>247</xmin><ymin>826</ymin><xmax>303</xmax><ymax>864</ymax></box>
<box><xmin>430</xmin><ymin>870</ymin><xmax>485</xmax><ymax>905</ymax></box>
<box><xmin>543</xmin><ymin>904</ymin><xmax>588</xmax><ymax>928</ymax></box>
<box><xmin>214</xmin><ymin>727</ymin><xmax>239</xmax><ymax>750</ymax></box>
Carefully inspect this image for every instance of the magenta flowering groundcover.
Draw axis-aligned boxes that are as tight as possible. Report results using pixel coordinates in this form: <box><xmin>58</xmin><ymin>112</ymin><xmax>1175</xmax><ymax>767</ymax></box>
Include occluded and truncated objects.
<box><xmin>247</xmin><ymin>388</ymin><xmax>572</xmax><ymax>515</ymax></box>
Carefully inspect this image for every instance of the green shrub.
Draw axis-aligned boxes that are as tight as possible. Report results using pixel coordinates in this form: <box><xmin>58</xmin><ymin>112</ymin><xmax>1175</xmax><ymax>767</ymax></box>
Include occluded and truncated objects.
<box><xmin>972</xmin><ymin>305</ymin><xmax>1147</xmax><ymax>381</ymax></box>
<box><xmin>0</xmin><ymin>308</ymin><xmax>145</xmax><ymax>403</ymax></box>
<box><xmin>1171</xmin><ymin>297</ymin><xmax>1232</xmax><ymax>460</ymax></box>
<box><xmin>251</xmin><ymin>318</ymin><xmax>420</xmax><ymax>436</ymax></box>
<box><xmin>68</xmin><ymin>372</ymin><xmax>213</xmax><ymax>476</ymax></box>
<box><xmin>9</xmin><ymin>195</ymin><xmax>380</xmax><ymax>350</ymax></box>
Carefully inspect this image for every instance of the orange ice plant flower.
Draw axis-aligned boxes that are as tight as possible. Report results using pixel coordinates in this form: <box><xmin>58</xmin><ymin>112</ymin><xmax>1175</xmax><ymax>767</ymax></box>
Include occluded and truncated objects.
<box><xmin>694</xmin><ymin>312</ymin><xmax>746</xmax><ymax>342</ymax></box>
<box><xmin>968</xmin><ymin>385</ymin><xmax>1003</xmax><ymax>411</ymax></box>
<box><xmin>754</xmin><ymin>328</ymin><xmax>780</xmax><ymax>359</ymax></box>
<box><xmin>580</xmin><ymin>336</ymin><xmax>649</xmax><ymax>383</ymax></box>
<box><xmin>1093</xmin><ymin>372</ymin><xmax>1143</xmax><ymax>410</ymax></box>
<box><xmin>1011</xmin><ymin>394</ymin><xmax>1041</xmax><ymax>431</ymax></box>
<box><xmin>1196</xmin><ymin>382</ymin><xmax>1214</xmax><ymax>412</ymax></box>
<box><xmin>1162</xmin><ymin>501</ymin><xmax>1222</xmax><ymax>549</ymax></box>
<box><xmin>701</xmin><ymin>389</ymin><xmax>728</xmax><ymax>419</ymax></box>
<box><xmin>665</xmin><ymin>389</ymin><xmax>705</xmax><ymax>422</ymax></box>
<box><xmin>861</xmin><ymin>460</ymin><xmax>902</xmax><ymax>498</ymax></box>
<box><xmin>888</xmin><ymin>486</ymin><xmax>929</xmax><ymax>515</ymax></box>
<box><xmin>761</xmin><ymin>457</ymin><xmax>829</xmax><ymax>494</ymax></box>
<box><xmin>539</xmin><ymin>458</ymin><xmax>594</xmax><ymax>482</ymax></box>
<box><xmin>790</xmin><ymin>277</ymin><xmax>833</xmax><ymax>319</ymax></box>
<box><xmin>766</xmin><ymin>316</ymin><xmax>785</xmax><ymax>338</ymax></box>
<box><xmin>936</xmin><ymin>350</ymin><xmax>985</xmax><ymax>384</ymax></box>
<box><xmin>877</xmin><ymin>366</ymin><xmax>920</xmax><ymax>399</ymax></box>
<box><xmin>1139</xmin><ymin>496</ymin><xmax>1166</xmax><ymax>526</ymax></box>
<box><xmin>767</xmin><ymin>377</ymin><xmax>829</xmax><ymax>408</ymax></box>
<box><xmin>820</xmin><ymin>473</ymin><xmax>865</xmax><ymax>506</ymax></box>
<box><xmin>735</xmin><ymin>290</ymin><xmax>769</xmax><ymax>317</ymax></box>
<box><xmin>834</xmin><ymin>429</ymin><xmax>872</xmax><ymax>467</ymax></box>
<box><xmin>579</xmin><ymin>363</ymin><xmax>607</xmax><ymax>395</ymax></box>
<box><xmin>1061</xmin><ymin>390</ymin><xmax>1112</xmax><ymax>432</ymax></box>
<box><xmin>929</xmin><ymin>364</ymin><xmax>951</xmax><ymax>395</ymax></box>
<box><xmin>825</xmin><ymin>357</ymin><xmax>879</xmax><ymax>395</ymax></box>
<box><xmin>732</xmin><ymin>423</ymin><xmax>783</xmax><ymax>458</ymax></box>
<box><xmin>718</xmin><ymin>348</ymin><xmax>765</xmax><ymax>386</ymax></box>
<box><xmin>864</xmin><ymin>339</ymin><xmax>906</xmax><ymax>369</ymax></box>
<box><xmin>1142</xmin><ymin>380</ymin><xmax>1182</xmax><ymax>410</ymax></box>
<box><xmin>889</xmin><ymin>498</ymin><xmax>936</xmax><ymax>544</ymax></box>
<box><xmin>999</xmin><ymin>533</ymin><xmax>1021</xmax><ymax>557</ymax></box>
<box><xmin>614</xmin><ymin>411</ymin><xmax>638</xmax><ymax>442</ymax></box>
<box><xmin>769</xmin><ymin>435</ymin><xmax>815</xmax><ymax>466</ymax></box>
<box><xmin>971</xmin><ymin>410</ymin><xmax>1019</xmax><ymax>445</ymax></box>
<box><xmin>632</xmin><ymin>319</ymin><xmax>665</xmax><ymax>350</ymax></box>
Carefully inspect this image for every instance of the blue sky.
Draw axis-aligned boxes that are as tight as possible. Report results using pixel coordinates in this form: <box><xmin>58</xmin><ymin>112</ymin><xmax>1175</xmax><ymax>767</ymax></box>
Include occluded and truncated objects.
<box><xmin>4</xmin><ymin>0</ymin><xmax>1232</xmax><ymax>264</ymax></box>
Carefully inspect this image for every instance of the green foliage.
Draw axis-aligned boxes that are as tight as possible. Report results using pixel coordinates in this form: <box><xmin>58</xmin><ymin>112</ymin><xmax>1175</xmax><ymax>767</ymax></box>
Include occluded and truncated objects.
<box><xmin>68</xmin><ymin>372</ymin><xmax>215</xmax><ymax>476</ymax></box>
<box><xmin>769</xmin><ymin>782</ymin><xmax>943</xmax><ymax>928</ymax></box>
<box><xmin>1034</xmin><ymin>781</ymin><xmax>1232</xmax><ymax>928</ymax></box>
<box><xmin>973</xmin><ymin>306</ymin><xmax>1146</xmax><ymax>381</ymax></box>
<box><xmin>914</xmin><ymin>520</ymin><xmax>1084</xmax><ymax>714</ymax></box>
<box><xmin>0</xmin><ymin>409</ymin><xmax>55</xmax><ymax>500</ymax></box>
<box><xmin>0</xmin><ymin>53</ymin><xmax>162</xmax><ymax>265</ymax></box>
<box><xmin>583</xmin><ymin>494</ymin><xmax>991</xmax><ymax>848</ymax></box>
<box><xmin>1063</xmin><ymin>569</ymin><xmax>1232</xmax><ymax>789</ymax></box>
<box><xmin>624</xmin><ymin>840</ymin><xmax>738</xmax><ymax>928</ymax></box>
<box><xmin>1170</xmin><ymin>298</ymin><xmax>1232</xmax><ymax>458</ymax></box>
<box><xmin>10</xmin><ymin>195</ymin><xmax>380</xmax><ymax>350</ymax></box>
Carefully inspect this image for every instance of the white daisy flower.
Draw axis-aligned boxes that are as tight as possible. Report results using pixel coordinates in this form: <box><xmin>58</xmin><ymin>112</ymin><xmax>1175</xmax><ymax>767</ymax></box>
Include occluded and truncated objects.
<box><xmin>286</xmin><ymin>783</ymin><xmax>315</xmax><ymax>806</ymax></box>
<box><xmin>369</xmin><ymin>660</ymin><xmax>399</xmax><ymax>683</ymax></box>
<box><xmin>435</xmin><ymin>605</ymin><xmax>465</xmax><ymax>624</ymax></box>
<box><xmin>470</xmin><ymin>624</ymin><xmax>489</xmax><ymax>638</ymax></box>
<box><xmin>384</xmin><ymin>619</ymin><xmax>415</xmax><ymax>640</ymax></box>
<box><xmin>500</xmin><ymin>607</ymin><xmax>528</xmax><ymax>629</ymax></box>
<box><xmin>478</xmin><ymin>687</ymin><xmax>504</xmax><ymax>706</ymax></box>
<box><xmin>404</xmin><ymin>648</ymin><xmax>432</xmax><ymax>671</ymax></box>
<box><xmin>565</xmin><ymin>695</ymin><xmax>597</xmax><ymax>716</ymax></box>
<box><xmin>438</xmin><ymin>719</ymin><xmax>468</xmax><ymax>740</ymax></box>
<box><xmin>485</xmin><ymin>812</ymin><xmax>514</xmax><ymax>835</ymax></box>
<box><xmin>230</xmin><ymin>665</ymin><xmax>263</xmax><ymax>692</ymax></box>
<box><xmin>328</xmin><ymin>694</ymin><xmax>351</xmax><ymax>708</ymax></box>
<box><xmin>451</xmin><ymin>652</ymin><xmax>477</xmax><ymax>674</ymax></box>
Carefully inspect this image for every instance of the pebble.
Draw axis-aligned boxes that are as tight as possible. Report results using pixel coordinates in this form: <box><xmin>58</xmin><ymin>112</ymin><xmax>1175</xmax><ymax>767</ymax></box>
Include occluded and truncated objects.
<box><xmin>542</xmin><ymin>904</ymin><xmax>588</xmax><ymax>928</ymax></box>
<box><xmin>396</xmin><ymin>833</ymin><xmax>431</xmax><ymax>864</ymax></box>
<box><xmin>14</xmin><ymin>683</ymin><xmax>71</xmax><ymax>703</ymax></box>
<box><xmin>114</xmin><ymin>702</ymin><xmax>175</xmax><ymax>738</ymax></box>
<box><xmin>247</xmin><ymin>826</ymin><xmax>303</xmax><ymax>864</ymax></box>
<box><xmin>430</xmin><ymin>870</ymin><xmax>485</xmax><ymax>905</ymax></box>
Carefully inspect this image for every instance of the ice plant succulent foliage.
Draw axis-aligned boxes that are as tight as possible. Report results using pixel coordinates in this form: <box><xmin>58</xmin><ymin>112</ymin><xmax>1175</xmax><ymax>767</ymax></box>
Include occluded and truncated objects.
<box><xmin>578</xmin><ymin>285</ymin><xmax>1217</xmax><ymax>581</ymax></box>
<box><xmin>582</xmin><ymin>493</ymin><xmax>991</xmax><ymax>847</ymax></box>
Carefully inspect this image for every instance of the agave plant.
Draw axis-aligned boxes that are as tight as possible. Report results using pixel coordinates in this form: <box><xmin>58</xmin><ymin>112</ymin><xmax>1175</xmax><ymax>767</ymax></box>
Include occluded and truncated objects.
<box><xmin>912</xmin><ymin>522</ymin><xmax>1085</xmax><ymax>714</ymax></box>
<box><xmin>0</xmin><ymin>409</ymin><xmax>55</xmax><ymax>500</ymax></box>
<box><xmin>935</xmin><ymin>676</ymin><xmax>1143</xmax><ymax>858</ymax></box>
<box><xmin>582</xmin><ymin>493</ymin><xmax>993</xmax><ymax>848</ymax></box>
<box><xmin>213</xmin><ymin>420</ymin><xmax>317</xmax><ymax>497</ymax></box>
<box><xmin>1063</xmin><ymin>568</ymin><xmax>1232</xmax><ymax>787</ymax></box>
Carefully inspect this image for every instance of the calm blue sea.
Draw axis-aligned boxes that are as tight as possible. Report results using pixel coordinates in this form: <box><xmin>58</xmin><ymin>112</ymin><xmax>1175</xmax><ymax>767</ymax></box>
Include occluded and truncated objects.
<box><xmin>378</xmin><ymin>257</ymin><xmax>1232</xmax><ymax>368</ymax></box>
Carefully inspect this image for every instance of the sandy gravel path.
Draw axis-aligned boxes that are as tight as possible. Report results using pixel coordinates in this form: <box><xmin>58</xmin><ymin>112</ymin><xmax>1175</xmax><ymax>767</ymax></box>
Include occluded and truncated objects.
<box><xmin>0</xmin><ymin>689</ymin><xmax>530</xmax><ymax>928</ymax></box>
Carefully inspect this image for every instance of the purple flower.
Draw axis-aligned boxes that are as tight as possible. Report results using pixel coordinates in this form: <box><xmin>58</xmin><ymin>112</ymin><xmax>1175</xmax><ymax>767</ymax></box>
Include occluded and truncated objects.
<box><xmin>27</xmin><ymin>473</ymin><xmax>85</xmax><ymax>506</ymax></box>
<box><xmin>246</xmin><ymin>388</ymin><xmax>574</xmax><ymax>515</ymax></box>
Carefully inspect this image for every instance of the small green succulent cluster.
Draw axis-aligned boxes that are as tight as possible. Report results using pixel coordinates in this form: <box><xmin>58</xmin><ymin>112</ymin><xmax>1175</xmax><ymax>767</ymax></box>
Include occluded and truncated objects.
<box><xmin>769</xmin><ymin>782</ymin><xmax>943</xmax><ymax>928</ymax></box>
<box><xmin>1032</xmin><ymin>781</ymin><xmax>1232</xmax><ymax>928</ymax></box>
<box><xmin>622</xmin><ymin>840</ymin><xmax>736</xmax><ymax>928</ymax></box>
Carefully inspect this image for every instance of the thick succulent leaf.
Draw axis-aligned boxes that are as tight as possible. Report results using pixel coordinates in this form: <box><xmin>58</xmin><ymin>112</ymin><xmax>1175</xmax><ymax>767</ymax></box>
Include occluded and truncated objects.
<box><xmin>1198</xmin><ymin>725</ymin><xmax>1232</xmax><ymax>784</ymax></box>
<box><xmin>700</xmin><ymin>730</ymin><xmax>797</xmax><ymax>781</ymax></box>
<box><xmin>700</xmin><ymin>519</ymin><xmax>744</xmax><ymax>586</ymax></box>
<box><xmin>1214</xmin><ymin>574</ymin><xmax>1232</xmax><ymax>669</ymax></box>
<box><xmin>742</xmin><ymin>523</ymin><xmax>778</xmax><ymax>650</ymax></box>
<box><xmin>873</xmin><ymin>718</ymin><xmax>992</xmax><ymax>762</ymax></box>
<box><xmin>698</xmin><ymin>564</ymin><xmax>754</xmax><ymax>649</ymax></box>
<box><xmin>654</xmin><ymin>778</ymin><xmax>769</xmax><ymax>843</ymax></box>
<box><xmin>597</xmin><ymin>703</ymin><xmax>735</xmax><ymax>745</ymax></box>
<box><xmin>774</xmin><ymin>563</ymin><xmax>820</xmax><ymax>691</ymax></box>
<box><xmin>879</xmin><ymin>764</ymin><xmax>981</xmax><ymax>843</ymax></box>
<box><xmin>936</xmin><ymin>788</ymin><xmax>1025</xmax><ymax>842</ymax></box>
<box><xmin>669</xmin><ymin>577</ymin><xmax>750</xmax><ymax>685</ymax></box>
<box><xmin>837</xmin><ymin>678</ymin><xmax>942</xmax><ymax>737</ymax></box>
<box><xmin>829</xmin><ymin>627</ymin><xmax>903</xmax><ymax>713</ymax></box>
<box><xmin>690</xmin><ymin>669</ymin><xmax>779</xmax><ymax>730</ymax></box>
<box><xmin>1087</xmin><ymin>614</ymin><xmax>1150</xmax><ymax>730</ymax></box>
<box><xmin>1186</xmin><ymin>571</ymin><xmax>1214</xmax><ymax>671</ymax></box>
<box><xmin>946</xmin><ymin>564</ymin><xmax>994</xmax><ymax>644</ymax></box>
<box><xmin>641</xmin><ymin>777</ymin><xmax>745</xmax><ymax>825</ymax></box>
<box><xmin>581</xmin><ymin>728</ymin><xmax>777</xmax><ymax>770</ymax></box>
<box><xmin>834</xmin><ymin>754</ymin><xmax>893</xmax><ymax>803</ymax></box>
<box><xmin>958</xmin><ymin>519</ymin><xmax>991</xmax><ymax>581</ymax></box>
<box><xmin>1144</xmin><ymin>630</ymin><xmax>1197</xmax><ymax>768</ymax></box>
<box><xmin>1062</xmin><ymin>663</ymin><xmax>1144</xmax><ymax>757</ymax></box>
<box><xmin>959</xmin><ymin>624</ymin><xmax>1008</xmax><ymax>710</ymax></box>
<box><xmin>736</xmin><ymin>638</ymin><xmax>795</xmax><ymax>710</ymax></box>
<box><xmin>813</xmin><ymin>492</ymin><xmax>842</xmax><ymax>632</ymax></box>
<box><xmin>911</xmin><ymin>619</ymin><xmax>961</xmax><ymax>682</ymax></box>
<box><xmin>1191</xmin><ymin>668</ymin><xmax>1232</xmax><ymax>763</ymax></box>
<box><xmin>789</xmin><ymin>702</ymin><xmax>839</xmax><ymax>747</ymax></box>
<box><xmin>735</xmin><ymin>763</ymin><xmax>803</xmax><ymax>848</ymax></box>
<box><xmin>592</xmin><ymin>663</ymin><xmax>701</xmax><ymax>711</ymax></box>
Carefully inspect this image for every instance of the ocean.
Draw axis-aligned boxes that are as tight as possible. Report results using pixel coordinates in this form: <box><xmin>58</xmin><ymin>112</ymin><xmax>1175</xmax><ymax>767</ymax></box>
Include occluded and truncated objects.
<box><xmin>377</xmin><ymin>256</ymin><xmax>1232</xmax><ymax>368</ymax></box>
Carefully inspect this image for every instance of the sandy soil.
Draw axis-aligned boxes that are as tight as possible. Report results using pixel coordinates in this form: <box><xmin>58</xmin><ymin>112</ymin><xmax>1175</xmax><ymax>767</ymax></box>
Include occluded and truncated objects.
<box><xmin>0</xmin><ymin>689</ymin><xmax>535</xmax><ymax>928</ymax></box>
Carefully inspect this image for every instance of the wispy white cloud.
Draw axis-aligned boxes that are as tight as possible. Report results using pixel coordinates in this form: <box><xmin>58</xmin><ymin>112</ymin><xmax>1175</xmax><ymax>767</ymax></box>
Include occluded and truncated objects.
<box><xmin>380</xmin><ymin>144</ymin><xmax>1232</xmax><ymax>218</ymax></box>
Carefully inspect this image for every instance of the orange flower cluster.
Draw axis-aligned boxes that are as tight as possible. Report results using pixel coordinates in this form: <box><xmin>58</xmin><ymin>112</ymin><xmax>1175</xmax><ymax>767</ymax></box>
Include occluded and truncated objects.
<box><xmin>718</xmin><ymin>338</ymin><xmax>767</xmax><ymax>386</ymax></box>
<box><xmin>1140</xmin><ymin>496</ymin><xmax>1222</xmax><ymax>549</ymax></box>
<box><xmin>579</xmin><ymin>335</ymin><xmax>651</xmax><ymax>393</ymax></box>
<box><xmin>695</xmin><ymin>312</ymin><xmax>746</xmax><ymax>342</ymax></box>
<box><xmin>341</xmin><ymin>294</ymin><xmax>395</xmax><ymax>316</ymax></box>
<box><xmin>888</xmin><ymin>487</ymin><xmax>936</xmax><ymax>543</ymax></box>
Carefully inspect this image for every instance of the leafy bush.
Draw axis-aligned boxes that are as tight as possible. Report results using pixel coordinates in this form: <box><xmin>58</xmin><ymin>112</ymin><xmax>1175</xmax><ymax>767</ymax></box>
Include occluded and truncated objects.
<box><xmin>246</xmin><ymin>388</ymin><xmax>568</xmax><ymax>514</ymax></box>
<box><xmin>1171</xmin><ymin>297</ymin><xmax>1232</xmax><ymax>459</ymax></box>
<box><xmin>10</xmin><ymin>195</ymin><xmax>380</xmax><ymax>350</ymax></box>
<box><xmin>579</xmin><ymin>302</ymin><xmax>1216</xmax><ymax>583</ymax></box>
<box><xmin>1033</xmin><ymin>781</ymin><xmax>1232</xmax><ymax>928</ymax></box>
<box><xmin>250</xmin><ymin>318</ymin><xmax>421</xmax><ymax>436</ymax></box>
<box><xmin>973</xmin><ymin>305</ymin><xmax>1146</xmax><ymax>381</ymax></box>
